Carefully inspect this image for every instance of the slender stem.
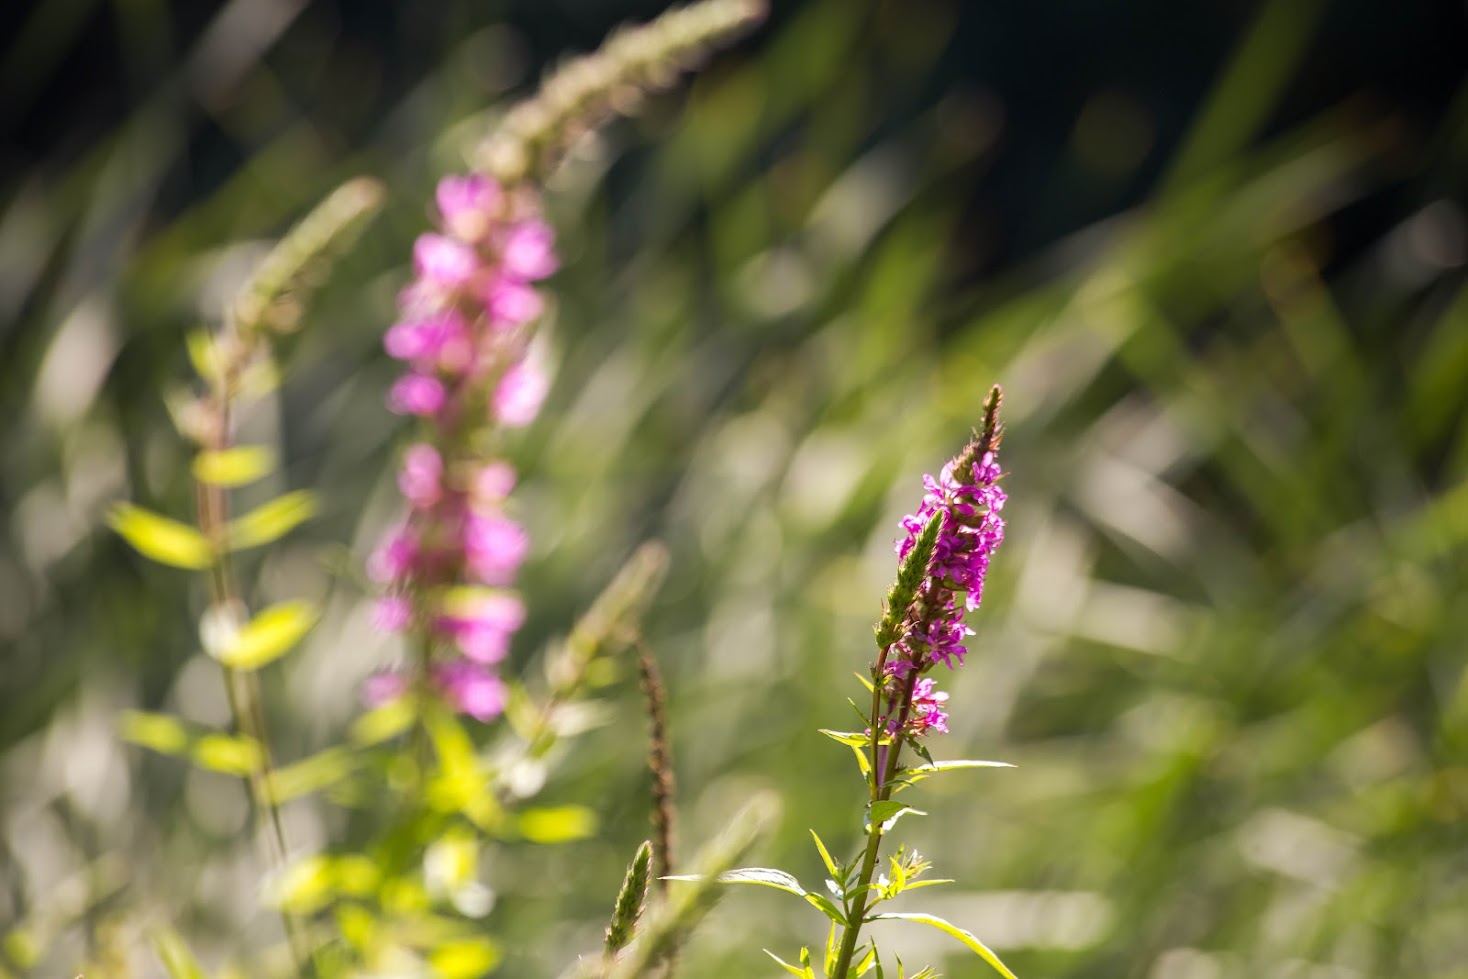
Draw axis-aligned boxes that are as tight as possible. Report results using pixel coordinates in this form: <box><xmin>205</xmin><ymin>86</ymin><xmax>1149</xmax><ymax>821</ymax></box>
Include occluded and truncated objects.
<box><xmin>196</xmin><ymin>392</ymin><xmax>313</xmax><ymax>976</ymax></box>
<box><xmin>830</xmin><ymin>646</ymin><xmax>909</xmax><ymax>979</ymax></box>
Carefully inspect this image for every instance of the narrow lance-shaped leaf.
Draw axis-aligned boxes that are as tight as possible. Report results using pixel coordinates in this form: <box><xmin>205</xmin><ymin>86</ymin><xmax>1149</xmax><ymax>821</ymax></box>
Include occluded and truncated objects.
<box><xmin>212</xmin><ymin>600</ymin><xmax>318</xmax><ymax>671</ymax></box>
<box><xmin>869</xmin><ymin>912</ymin><xmax>1018</xmax><ymax>979</ymax></box>
<box><xmin>191</xmin><ymin>733</ymin><xmax>264</xmax><ymax>777</ymax></box>
<box><xmin>151</xmin><ymin>926</ymin><xmax>207</xmax><ymax>979</ymax></box>
<box><xmin>765</xmin><ymin>948</ymin><xmax>815</xmax><ymax>979</ymax></box>
<box><xmin>605</xmin><ymin>841</ymin><xmax>653</xmax><ymax>959</ymax></box>
<box><xmin>192</xmin><ymin>445</ymin><xmax>276</xmax><ymax>487</ymax></box>
<box><xmin>109</xmin><ymin>504</ymin><xmax>214</xmax><ymax>570</ymax></box>
<box><xmin>226</xmin><ymin>490</ymin><xmax>317</xmax><ymax>550</ymax></box>
<box><xmin>889</xmin><ymin>759</ymin><xmax>1015</xmax><ymax>793</ymax></box>
<box><xmin>120</xmin><ymin>710</ymin><xmax>191</xmax><ymax>756</ymax></box>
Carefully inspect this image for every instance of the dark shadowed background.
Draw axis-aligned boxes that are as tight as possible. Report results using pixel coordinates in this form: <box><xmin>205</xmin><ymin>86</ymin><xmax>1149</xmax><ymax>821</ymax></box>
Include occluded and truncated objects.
<box><xmin>3</xmin><ymin>0</ymin><xmax>1467</xmax><ymax>976</ymax></box>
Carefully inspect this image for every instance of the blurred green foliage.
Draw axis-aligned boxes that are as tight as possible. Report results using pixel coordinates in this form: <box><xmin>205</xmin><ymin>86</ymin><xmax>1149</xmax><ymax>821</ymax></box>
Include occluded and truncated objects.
<box><xmin>3</xmin><ymin>0</ymin><xmax>1467</xmax><ymax>977</ymax></box>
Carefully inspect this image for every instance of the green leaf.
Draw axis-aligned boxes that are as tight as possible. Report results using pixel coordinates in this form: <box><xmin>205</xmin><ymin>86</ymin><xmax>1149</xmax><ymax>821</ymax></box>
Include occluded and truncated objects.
<box><xmin>519</xmin><ymin>805</ymin><xmax>598</xmax><ymax>843</ymax></box>
<box><xmin>109</xmin><ymin>504</ymin><xmax>213</xmax><ymax>569</ymax></box>
<box><xmin>272</xmin><ymin>854</ymin><xmax>334</xmax><ymax>914</ymax></box>
<box><xmin>891</xmin><ymin>759</ymin><xmax>1014</xmax><ymax>793</ymax></box>
<box><xmin>764</xmin><ymin>949</ymin><xmax>814</xmax><ymax>978</ymax></box>
<box><xmin>192</xmin><ymin>733</ymin><xmax>263</xmax><ymax>776</ymax></box>
<box><xmin>430</xmin><ymin>938</ymin><xmax>502</xmax><ymax>978</ymax></box>
<box><xmin>185</xmin><ymin>329</ymin><xmax>220</xmax><ymax>384</ymax></box>
<box><xmin>214</xmin><ymin>600</ymin><xmax>318</xmax><ymax>670</ymax></box>
<box><xmin>267</xmin><ymin>746</ymin><xmax>356</xmax><ymax>803</ymax></box>
<box><xmin>855</xmin><ymin>941</ymin><xmax>878</xmax><ymax>976</ymax></box>
<box><xmin>120</xmin><ymin>710</ymin><xmax>190</xmax><ymax>756</ymax></box>
<box><xmin>192</xmin><ymin>445</ymin><xmax>276</xmax><ymax>487</ymax></box>
<box><xmin>719</xmin><ymin>867</ymin><xmax>806</xmax><ymax>893</ymax></box>
<box><xmin>868</xmin><ymin>801</ymin><xmax>925</xmax><ymax>832</ymax></box>
<box><xmin>804</xmin><ymin>891</ymin><xmax>848</xmax><ymax>925</ymax></box>
<box><xmin>869</xmin><ymin>913</ymin><xmax>1018</xmax><ymax>979</ymax></box>
<box><xmin>151</xmin><ymin>926</ymin><xmax>207</xmax><ymax>979</ymax></box>
<box><xmin>3</xmin><ymin>928</ymin><xmax>39</xmax><ymax>969</ymax></box>
<box><xmin>350</xmin><ymin>699</ymin><xmax>415</xmax><ymax>745</ymax></box>
<box><xmin>811</xmin><ymin>829</ymin><xmax>840</xmax><ymax>877</ymax></box>
<box><xmin>226</xmin><ymin>490</ymin><xmax>317</xmax><ymax>550</ymax></box>
<box><xmin>819</xmin><ymin>729</ymin><xmax>873</xmax><ymax>747</ymax></box>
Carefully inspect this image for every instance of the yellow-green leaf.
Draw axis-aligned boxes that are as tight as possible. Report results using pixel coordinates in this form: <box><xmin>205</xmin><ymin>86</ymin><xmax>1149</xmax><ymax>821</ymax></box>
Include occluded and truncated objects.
<box><xmin>518</xmin><ymin>805</ymin><xmax>598</xmax><ymax>843</ymax></box>
<box><xmin>109</xmin><ymin>504</ymin><xmax>213</xmax><ymax>570</ymax></box>
<box><xmin>429</xmin><ymin>938</ymin><xmax>502</xmax><ymax>979</ymax></box>
<box><xmin>192</xmin><ymin>733</ymin><xmax>264</xmax><ymax>776</ymax></box>
<box><xmin>192</xmin><ymin>445</ymin><xmax>276</xmax><ymax>487</ymax></box>
<box><xmin>226</xmin><ymin>490</ymin><xmax>317</xmax><ymax>550</ymax></box>
<box><xmin>120</xmin><ymin>710</ymin><xmax>191</xmax><ymax>756</ymax></box>
<box><xmin>272</xmin><ymin>855</ymin><xmax>334</xmax><ymax>914</ymax></box>
<box><xmin>151</xmin><ymin>927</ymin><xmax>206</xmax><ymax>979</ymax></box>
<box><xmin>185</xmin><ymin>329</ymin><xmax>220</xmax><ymax>385</ymax></box>
<box><xmin>215</xmin><ymin>600</ymin><xmax>318</xmax><ymax>670</ymax></box>
<box><xmin>3</xmin><ymin>928</ymin><xmax>39</xmax><ymax>969</ymax></box>
<box><xmin>267</xmin><ymin>746</ymin><xmax>355</xmax><ymax>803</ymax></box>
<box><xmin>350</xmin><ymin>699</ymin><xmax>415</xmax><ymax>746</ymax></box>
<box><xmin>869</xmin><ymin>913</ymin><xmax>1017</xmax><ymax>979</ymax></box>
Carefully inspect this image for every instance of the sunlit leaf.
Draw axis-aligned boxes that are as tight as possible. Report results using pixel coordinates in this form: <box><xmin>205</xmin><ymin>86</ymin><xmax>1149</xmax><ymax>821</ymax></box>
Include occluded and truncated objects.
<box><xmin>350</xmin><ymin>699</ymin><xmax>415</xmax><ymax>745</ymax></box>
<box><xmin>3</xmin><ymin>928</ymin><xmax>39</xmax><ymax>969</ymax></box>
<box><xmin>214</xmin><ymin>600</ymin><xmax>318</xmax><ymax>670</ymax></box>
<box><xmin>226</xmin><ymin>490</ymin><xmax>317</xmax><ymax>550</ymax></box>
<box><xmin>869</xmin><ymin>912</ymin><xmax>1017</xmax><ymax>979</ymax></box>
<box><xmin>272</xmin><ymin>855</ymin><xmax>334</xmax><ymax>914</ymax></box>
<box><xmin>192</xmin><ymin>445</ymin><xmax>276</xmax><ymax>487</ymax></box>
<box><xmin>811</xmin><ymin>828</ymin><xmax>840</xmax><ymax>877</ymax></box>
<box><xmin>891</xmin><ymin>759</ymin><xmax>1014</xmax><ymax>793</ymax></box>
<box><xmin>518</xmin><ymin>805</ymin><xmax>598</xmax><ymax>843</ymax></box>
<box><xmin>185</xmin><ymin>329</ymin><xmax>220</xmax><ymax>384</ymax></box>
<box><xmin>765</xmin><ymin>948</ymin><xmax>814</xmax><ymax>978</ymax></box>
<box><xmin>151</xmin><ymin>926</ymin><xmax>206</xmax><ymax>979</ymax></box>
<box><xmin>429</xmin><ymin>938</ymin><xmax>502</xmax><ymax>978</ymax></box>
<box><xmin>120</xmin><ymin>710</ymin><xmax>191</xmax><ymax>756</ymax></box>
<box><xmin>109</xmin><ymin>504</ymin><xmax>213</xmax><ymax>569</ymax></box>
<box><xmin>819</xmin><ymin>729</ymin><xmax>874</xmax><ymax>747</ymax></box>
<box><xmin>192</xmin><ymin>733</ymin><xmax>263</xmax><ymax>776</ymax></box>
<box><xmin>267</xmin><ymin>746</ymin><xmax>355</xmax><ymax>803</ymax></box>
<box><xmin>868</xmin><ymin>801</ymin><xmax>925</xmax><ymax>832</ymax></box>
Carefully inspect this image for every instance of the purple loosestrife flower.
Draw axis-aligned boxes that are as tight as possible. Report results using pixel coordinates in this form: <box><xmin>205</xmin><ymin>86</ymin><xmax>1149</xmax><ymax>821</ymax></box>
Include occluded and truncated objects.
<box><xmin>366</xmin><ymin>173</ymin><xmax>557</xmax><ymax>722</ymax></box>
<box><xmin>874</xmin><ymin>387</ymin><xmax>1006</xmax><ymax>744</ymax></box>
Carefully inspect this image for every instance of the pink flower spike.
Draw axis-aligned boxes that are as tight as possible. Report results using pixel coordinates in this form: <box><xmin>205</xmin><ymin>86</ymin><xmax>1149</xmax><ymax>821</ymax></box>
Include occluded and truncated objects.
<box><xmin>437</xmin><ymin>174</ymin><xmax>502</xmax><ymax>243</ymax></box>
<box><xmin>436</xmin><ymin>661</ymin><xmax>506</xmax><ymax>722</ymax></box>
<box><xmin>384</xmin><ymin>310</ymin><xmax>465</xmax><ymax>365</ymax></box>
<box><xmin>413</xmin><ymin>233</ymin><xmax>479</xmax><ymax>291</ymax></box>
<box><xmin>398</xmin><ymin>443</ymin><xmax>444</xmax><ymax>509</ymax></box>
<box><xmin>463</xmin><ymin>513</ymin><xmax>529</xmax><ymax>585</ymax></box>
<box><xmin>485</xmin><ymin>277</ymin><xmax>544</xmax><ymax>327</ymax></box>
<box><xmin>362</xmin><ymin>669</ymin><xmax>408</xmax><ymax>707</ymax></box>
<box><xmin>368</xmin><ymin>527</ymin><xmax>418</xmax><ymax>583</ymax></box>
<box><xmin>473</xmin><ymin>461</ymin><xmax>517</xmax><ymax>503</ymax></box>
<box><xmin>372</xmin><ymin>595</ymin><xmax>414</xmax><ymax>632</ymax></box>
<box><xmin>500</xmin><ymin>219</ymin><xmax>558</xmax><ymax>280</ymax></box>
<box><xmin>493</xmin><ymin>361</ymin><xmax>549</xmax><ymax>428</ymax></box>
<box><xmin>388</xmin><ymin>373</ymin><xmax>446</xmax><ymax>416</ymax></box>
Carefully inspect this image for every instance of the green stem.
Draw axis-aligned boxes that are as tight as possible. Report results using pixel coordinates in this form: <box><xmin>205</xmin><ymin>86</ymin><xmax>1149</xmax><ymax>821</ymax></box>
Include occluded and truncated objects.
<box><xmin>197</xmin><ymin>405</ymin><xmax>314</xmax><ymax>977</ymax></box>
<box><xmin>830</xmin><ymin>646</ymin><xmax>909</xmax><ymax>979</ymax></box>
